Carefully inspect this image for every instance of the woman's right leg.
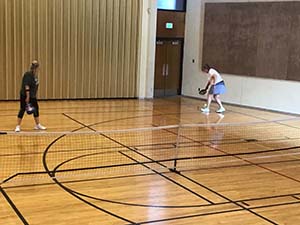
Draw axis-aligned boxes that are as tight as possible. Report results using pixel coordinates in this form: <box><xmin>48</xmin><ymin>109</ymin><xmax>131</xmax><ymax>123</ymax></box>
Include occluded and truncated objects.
<box><xmin>31</xmin><ymin>98</ymin><xmax>46</xmax><ymax>130</ymax></box>
<box><xmin>201</xmin><ymin>94</ymin><xmax>213</xmax><ymax>113</ymax></box>
<box><xmin>207</xmin><ymin>94</ymin><xmax>213</xmax><ymax>109</ymax></box>
<box><xmin>15</xmin><ymin>95</ymin><xmax>26</xmax><ymax>131</ymax></box>
<box><xmin>214</xmin><ymin>95</ymin><xmax>225</xmax><ymax>113</ymax></box>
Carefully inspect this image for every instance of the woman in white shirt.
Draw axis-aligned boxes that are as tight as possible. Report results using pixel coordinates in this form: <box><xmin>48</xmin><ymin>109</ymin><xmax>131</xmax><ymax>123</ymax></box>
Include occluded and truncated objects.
<box><xmin>200</xmin><ymin>64</ymin><xmax>226</xmax><ymax>113</ymax></box>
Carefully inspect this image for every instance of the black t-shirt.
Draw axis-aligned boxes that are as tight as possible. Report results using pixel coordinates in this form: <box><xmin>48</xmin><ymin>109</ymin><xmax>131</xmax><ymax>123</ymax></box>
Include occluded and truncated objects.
<box><xmin>20</xmin><ymin>71</ymin><xmax>39</xmax><ymax>98</ymax></box>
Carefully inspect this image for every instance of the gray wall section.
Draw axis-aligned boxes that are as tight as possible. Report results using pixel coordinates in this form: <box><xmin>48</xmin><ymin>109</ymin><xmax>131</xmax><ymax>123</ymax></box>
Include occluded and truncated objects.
<box><xmin>287</xmin><ymin>2</ymin><xmax>300</xmax><ymax>81</ymax></box>
<box><xmin>202</xmin><ymin>2</ymin><xmax>300</xmax><ymax>81</ymax></box>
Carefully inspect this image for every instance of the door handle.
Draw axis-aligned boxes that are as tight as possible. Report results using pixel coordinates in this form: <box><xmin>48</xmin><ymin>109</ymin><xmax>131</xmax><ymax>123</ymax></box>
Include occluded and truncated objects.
<box><xmin>162</xmin><ymin>64</ymin><xmax>166</xmax><ymax>76</ymax></box>
<box><xmin>166</xmin><ymin>64</ymin><xmax>169</xmax><ymax>76</ymax></box>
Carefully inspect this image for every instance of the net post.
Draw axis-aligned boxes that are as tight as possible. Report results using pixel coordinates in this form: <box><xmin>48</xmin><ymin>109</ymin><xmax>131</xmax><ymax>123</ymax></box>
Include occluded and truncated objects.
<box><xmin>169</xmin><ymin>124</ymin><xmax>181</xmax><ymax>174</ymax></box>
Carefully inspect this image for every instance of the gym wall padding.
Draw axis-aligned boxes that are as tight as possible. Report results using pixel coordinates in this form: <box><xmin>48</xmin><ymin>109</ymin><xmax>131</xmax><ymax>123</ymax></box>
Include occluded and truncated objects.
<box><xmin>202</xmin><ymin>2</ymin><xmax>300</xmax><ymax>82</ymax></box>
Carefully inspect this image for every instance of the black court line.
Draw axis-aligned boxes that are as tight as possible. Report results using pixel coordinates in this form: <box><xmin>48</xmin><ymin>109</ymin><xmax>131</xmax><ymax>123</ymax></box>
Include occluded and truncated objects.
<box><xmin>1</xmin><ymin>169</ymin><xmax>298</xmax><ymax>225</ymax></box>
<box><xmin>1</xmin><ymin>153</ymin><xmax>298</xmax><ymax>223</ymax></box>
<box><xmin>3</xmin><ymin>102</ymin><xmax>297</xmax><ymax>224</ymax></box>
<box><xmin>2</xmin><ymin>139</ymin><xmax>299</xmax><ymax>184</ymax></box>
<box><xmin>0</xmin><ymin>146</ymin><xmax>125</xmax><ymax>157</ymax></box>
<box><xmin>61</xmin><ymin>114</ymin><xmax>217</xmax><ymax>204</ymax></box>
<box><xmin>62</xmin><ymin>112</ymin><xmax>162</xmax><ymax>130</ymax></box>
<box><xmin>3</xmin><ymin>141</ymin><xmax>300</xmax><ymax>184</ymax></box>
<box><xmin>66</xmin><ymin>107</ymin><xmax>248</xmax><ymax>134</ymax></box>
<box><xmin>40</xmin><ymin>115</ymin><xmax>146</xmax><ymax>224</ymax></box>
<box><xmin>51</xmin><ymin>171</ymin><xmax>300</xmax><ymax>210</ymax></box>
<box><xmin>5</xmin><ymin>168</ymin><xmax>300</xmax><ymax>209</ymax></box>
<box><xmin>41</xmin><ymin>131</ymin><xmax>136</xmax><ymax>224</ymax></box>
<box><xmin>196</xmin><ymin>141</ymin><xmax>300</xmax><ymax>222</ymax></box>
<box><xmin>210</xmin><ymin>103</ymin><xmax>300</xmax><ymax>131</ymax></box>
<box><xmin>151</xmin><ymin>122</ymin><xmax>294</xmax><ymax>155</ymax></box>
<box><xmin>4</xmin><ymin>157</ymin><xmax>300</xmax><ymax>197</ymax></box>
<box><xmin>130</xmin><ymin>200</ymin><xmax>300</xmax><ymax>225</ymax></box>
<box><xmin>62</xmin><ymin>113</ymin><xmax>92</xmax><ymax>129</ymax></box>
<box><xmin>96</xmin><ymin>135</ymin><xmax>214</xmax><ymax>204</ymax></box>
<box><xmin>1</xmin><ymin>134</ymin><xmax>299</xmax><ymax>164</ymax></box>
<box><xmin>62</xmin><ymin>114</ymin><xmax>216</xmax><ymax>205</ymax></box>
<box><xmin>292</xmin><ymin>195</ymin><xmax>300</xmax><ymax>201</ymax></box>
<box><xmin>275</xmin><ymin>121</ymin><xmax>300</xmax><ymax>130</ymax></box>
<box><xmin>126</xmin><ymin>208</ymin><xmax>245</xmax><ymax>225</ymax></box>
<box><xmin>210</xmin><ymin>144</ymin><xmax>300</xmax><ymax>184</ymax></box>
<box><xmin>172</xmin><ymin>97</ymin><xmax>300</xmax><ymax>134</ymax></box>
<box><xmin>130</xmin><ymin>146</ymin><xmax>278</xmax><ymax>224</ymax></box>
<box><xmin>176</xmin><ymin>173</ymin><xmax>277</xmax><ymax>224</ymax></box>
<box><xmin>57</xmin><ymin>113</ymin><xmax>217</xmax><ymax>219</ymax></box>
<box><xmin>0</xmin><ymin>103</ymin><xmax>152</xmax><ymax>112</ymax></box>
<box><xmin>118</xmin><ymin>151</ymin><xmax>214</xmax><ymax>204</ymax></box>
<box><xmin>0</xmin><ymin>108</ymin><xmax>199</xmax><ymax>118</ymax></box>
<box><xmin>1</xmin><ymin>134</ymin><xmax>299</xmax><ymax>158</ymax></box>
<box><xmin>250</xmin><ymin>200</ymin><xmax>300</xmax><ymax>210</ymax></box>
<box><xmin>52</xmin><ymin>177</ymin><xmax>136</xmax><ymax>224</ymax></box>
<box><xmin>4</xmin><ymin>155</ymin><xmax>300</xmax><ymax>191</ymax></box>
<box><xmin>238</xmin><ymin>192</ymin><xmax>300</xmax><ymax>203</ymax></box>
<box><xmin>0</xmin><ymin>186</ymin><xmax>28</xmax><ymax>225</ymax></box>
<box><xmin>57</xmin><ymin>112</ymin><xmax>220</xmax><ymax>220</ymax></box>
<box><xmin>241</xmin><ymin>201</ymin><xmax>250</xmax><ymax>206</ymax></box>
<box><xmin>147</xmin><ymin>115</ymin><xmax>283</xmax><ymax>222</ymax></box>
<box><xmin>177</xmin><ymin>96</ymin><xmax>299</xmax><ymax>118</ymax></box>
<box><xmin>3</xmin><ymin>173</ymin><xmax>157</xmax><ymax>190</ymax></box>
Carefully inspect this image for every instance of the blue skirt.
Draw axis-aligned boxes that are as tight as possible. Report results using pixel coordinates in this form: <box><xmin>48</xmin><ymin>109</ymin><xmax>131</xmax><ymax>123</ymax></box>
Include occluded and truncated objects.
<box><xmin>209</xmin><ymin>81</ymin><xmax>226</xmax><ymax>95</ymax></box>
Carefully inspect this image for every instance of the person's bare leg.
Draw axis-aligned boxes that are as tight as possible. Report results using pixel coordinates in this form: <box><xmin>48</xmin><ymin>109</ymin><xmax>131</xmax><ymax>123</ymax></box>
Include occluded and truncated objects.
<box><xmin>34</xmin><ymin>117</ymin><xmax>46</xmax><ymax>130</ymax></box>
<box><xmin>34</xmin><ymin>117</ymin><xmax>40</xmax><ymax>125</ymax></box>
<box><xmin>15</xmin><ymin>118</ymin><xmax>22</xmax><ymax>132</ymax></box>
<box><xmin>17</xmin><ymin>118</ymin><xmax>22</xmax><ymax>126</ymax></box>
<box><xmin>207</xmin><ymin>94</ymin><xmax>213</xmax><ymax>109</ymax></box>
<box><xmin>215</xmin><ymin>95</ymin><xmax>225</xmax><ymax>112</ymax></box>
<box><xmin>214</xmin><ymin>95</ymin><xmax>224</xmax><ymax>108</ymax></box>
<box><xmin>201</xmin><ymin>94</ymin><xmax>213</xmax><ymax>113</ymax></box>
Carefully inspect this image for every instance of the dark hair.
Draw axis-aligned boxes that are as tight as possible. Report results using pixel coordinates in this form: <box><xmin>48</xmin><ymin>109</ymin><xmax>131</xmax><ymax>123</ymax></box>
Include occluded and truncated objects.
<box><xmin>203</xmin><ymin>64</ymin><xmax>210</xmax><ymax>71</ymax></box>
<box><xmin>30</xmin><ymin>61</ymin><xmax>39</xmax><ymax>70</ymax></box>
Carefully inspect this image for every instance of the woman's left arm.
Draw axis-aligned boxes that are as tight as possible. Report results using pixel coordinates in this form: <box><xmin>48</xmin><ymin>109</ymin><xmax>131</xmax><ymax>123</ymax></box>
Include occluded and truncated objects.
<box><xmin>209</xmin><ymin>75</ymin><xmax>216</xmax><ymax>85</ymax></box>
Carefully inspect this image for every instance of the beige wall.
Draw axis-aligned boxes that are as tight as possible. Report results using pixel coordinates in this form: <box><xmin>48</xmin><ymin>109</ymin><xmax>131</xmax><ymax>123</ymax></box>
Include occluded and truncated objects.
<box><xmin>137</xmin><ymin>0</ymin><xmax>157</xmax><ymax>99</ymax></box>
<box><xmin>182</xmin><ymin>0</ymin><xmax>300</xmax><ymax>114</ymax></box>
<box><xmin>0</xmin><ymin>0</ymin><xmax>141</xmax><ymax>100</ymax></box>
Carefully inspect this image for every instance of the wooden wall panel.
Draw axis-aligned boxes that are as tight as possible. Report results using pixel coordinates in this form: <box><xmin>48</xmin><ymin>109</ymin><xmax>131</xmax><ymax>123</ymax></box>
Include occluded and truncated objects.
<box><xmin>156</xmin><ymin>11</ymin><xmax>185</xmax><ymax>38</ymax></box>
<box><xmin>0</xmin><ymin>0</ymin><xmax>140</xmax><ymax>100</ymax></box>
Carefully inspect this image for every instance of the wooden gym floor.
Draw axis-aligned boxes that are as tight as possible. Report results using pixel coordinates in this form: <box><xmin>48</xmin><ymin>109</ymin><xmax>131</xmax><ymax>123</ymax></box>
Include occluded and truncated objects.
<box><xmin>0</xmin><ymin>96</ymin><xmax>300</xmax><ymax>225</ymax></box>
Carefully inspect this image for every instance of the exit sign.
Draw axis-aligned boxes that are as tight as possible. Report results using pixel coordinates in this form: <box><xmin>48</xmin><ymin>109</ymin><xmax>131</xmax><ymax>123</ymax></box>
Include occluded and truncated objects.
<box><xmin>165</xmin><ymin>22</ymin><xmax>173</xmax><ymax>29</ymax></box>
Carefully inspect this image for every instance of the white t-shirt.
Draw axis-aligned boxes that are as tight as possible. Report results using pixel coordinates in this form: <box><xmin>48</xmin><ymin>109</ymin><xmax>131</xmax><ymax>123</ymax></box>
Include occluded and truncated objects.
<box><xmin>208</xmin><ymin>68</ymin><xmax>223</xmax><ymax>84</ymax></box>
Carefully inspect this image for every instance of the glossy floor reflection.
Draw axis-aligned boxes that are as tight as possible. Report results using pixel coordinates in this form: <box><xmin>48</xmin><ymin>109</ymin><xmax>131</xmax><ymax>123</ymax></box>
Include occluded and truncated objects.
<box><xmin>0</xmin><ymin>96</ymin><xmax>300</xmax><ymax>225</ymax></box>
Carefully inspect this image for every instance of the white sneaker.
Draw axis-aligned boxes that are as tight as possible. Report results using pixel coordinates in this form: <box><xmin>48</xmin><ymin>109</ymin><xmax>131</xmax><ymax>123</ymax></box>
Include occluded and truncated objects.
<box><xmin>201</xmin><ymin>107</ymin><xmax>210</xmax><ymax>113</ymax></box>
<box><xmin>34</xmin><ymin>124</ymin><xmax>47</xmax><ymax>130</ymax></box>
<box><xmin>217</xmin><ymin>113</ymin><xmax>225</xmax><ymax>119</ymax></box>
<box><xmin>216</xmin><ymin>107</ymin><xmax>226</xmax><ymax>113</ymax></box>
<box><xmin>15</xmin><ymin>125</ymin><xmax>21</xmax><ymax>132</ymax></box>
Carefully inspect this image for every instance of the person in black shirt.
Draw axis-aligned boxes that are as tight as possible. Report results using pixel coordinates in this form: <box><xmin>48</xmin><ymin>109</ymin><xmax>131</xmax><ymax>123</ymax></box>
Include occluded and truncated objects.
<box><xmin>15</xmin><ymin>60</ymin><xmax>46</xmax><ymax>132</ymax></box>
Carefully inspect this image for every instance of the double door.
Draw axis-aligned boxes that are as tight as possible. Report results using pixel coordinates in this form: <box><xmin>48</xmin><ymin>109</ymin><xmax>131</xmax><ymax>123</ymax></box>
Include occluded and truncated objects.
<box><xmin>154</xmin><ymin>40</ymin><xmax>183</xmax><ymax>97</ymax></box>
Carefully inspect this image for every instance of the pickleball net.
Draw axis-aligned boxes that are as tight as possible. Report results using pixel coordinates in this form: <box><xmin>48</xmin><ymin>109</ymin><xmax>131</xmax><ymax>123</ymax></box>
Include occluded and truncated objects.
<box><xmin>1</xmin><ymin>118</ymin><xmax>300</xmax><ymax>187</ymax></box>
